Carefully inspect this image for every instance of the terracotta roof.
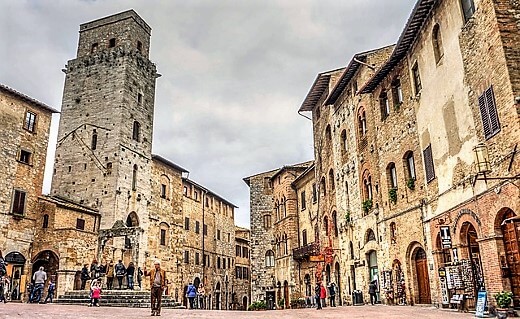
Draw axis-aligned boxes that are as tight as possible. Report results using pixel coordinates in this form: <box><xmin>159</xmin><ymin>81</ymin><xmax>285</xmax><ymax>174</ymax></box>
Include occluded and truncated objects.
<box><xmin>152</xmin><ymin>154</ymin><xmax>189</xmax><ymax>173</ymax></box>
<box><xmin>298</xmin><ymin>67</ymin><xmax>345</xmax><ymax>112</ymax></box>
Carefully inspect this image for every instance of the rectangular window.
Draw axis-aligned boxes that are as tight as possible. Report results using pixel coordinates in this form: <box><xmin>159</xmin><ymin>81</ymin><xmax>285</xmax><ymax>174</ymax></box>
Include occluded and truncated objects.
<box><xmin>478</xmin><ymin>85</ymin><xmax>501</xmax><ymax>140</ymax></box>
<box><xmin>217</xmin><ymin>229</ymin><xmax>221</xmax><ymax>240</ymax></box>
<box><xmin>243</xmin><ymin>247</ymin><xmax>249</xmax><ymax>258</ymax></box>
<box><xmin>203</xmin><ymin>224</ymin><xmax>208</xmax><ymax>236</ymax></box>
<box><xmin>195</xmin><ymin>252</ymin><xmax>200</xmax><ymax>265</ymax></box>
<box><xmin>423</xmin><ymin>144</ymin><xmax>436</xmax><ymax>183</ymax></box>
<box><xmin>184</xmin><ymin>217</ymin><xmax>190</xmax><ymax>230</ymax></box>
<box><xmin>109</xmin><ymin>38</ymin><xmax>116</xmax><ymax>48</ymax></box>
<box><xmin>195</xmin><ymin>221</ymin><xmax>200</xmax><ymax>234</ymax></box>
<box><xmin>194</xmin><ymin>191</ymin><xmax>198</xmax><ymax>201</ymax></box>
<box><xmin>19</xmin><ymin>150</ymin><xmax>32</xmax><ymax>165</ymax></box>
<box><xmin>412</xmin><ymin>62</ymin><xmax>422</xmax><ymax>94</ymax></box>
<box><xmin>301</xmin><ymin>191</ymin><xmax>306</xmax><ymax>210</ymax></box>
<box><xmin>183</xmin><ymin>185</ymin><xmax>188</xmax><ymax>196</ymax></box>
<box><xmin>160</xmin><ymin>229</ymin><xmax>166</xmax><ymax>246</ymax></box>
<box><xmin>24</xmin><ymin>111</ymin><xmax>37</xmax><ymax>132</ymax></box>
<box><xmin>160</xmin><ymin>184</ymin><xmax>166</xmax><ymax>198</ymax></box>
<box><xmin>11</xmin><ymin>190</ymin><xmax>26</xmax><ymax>216</ymax></box>
<box><xmin>228</xmin><ymin>233</ymin><xmax>230</xmax><ymax>242</ymax></box>
<box><xmin>223</xmin><ymin>258</ymin><xmax>226</xmax><ymax>269</ymax></box>
<box><xmin>302</xmin><ymin>229</ymin><xmax>308</xmax><ymax>246</ymax></box>
<box><xmin>392</xmin><ymin>79</ymin><xmax>403</xmax><ymax>106</ymax></box>
<box><xmin>312</xmin><ymin>183</ymin><xmax>317</xmax><ymax>203</ymax></box>
<box><xmin>236</xmin><ymin>245</ymin><xmax>241</xmax><ymax>257</ymax></box>
<box><xmin>76</xmin><ymin>218</ymin><xmax>85</xmax><ymax>230</ymax></box>
<box><xmin>461</xmin><ymin>0</ymin><xmax>476</xmax><ymax>22</ymax></box>
<box><xmin>184</xmin><ymin>251</ymin><xmax>189</xmax><ymax>264</ymax></box>
<box><xmin>137</xmin><ymin>93</ymin><xmax>143</xmax><ymax>105</ymax></box>
<box><xmin>263</xmin><ymin>215</ymin><xmax>272</xmax><ymax>229</ymax></box>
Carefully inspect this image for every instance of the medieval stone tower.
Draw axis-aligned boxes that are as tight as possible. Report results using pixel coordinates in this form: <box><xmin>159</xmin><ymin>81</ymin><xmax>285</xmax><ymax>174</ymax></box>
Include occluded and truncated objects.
<box><xmin>51</xmin><ymin>10</ymin><xmax>159</xmax><ymax>264</ymax></box>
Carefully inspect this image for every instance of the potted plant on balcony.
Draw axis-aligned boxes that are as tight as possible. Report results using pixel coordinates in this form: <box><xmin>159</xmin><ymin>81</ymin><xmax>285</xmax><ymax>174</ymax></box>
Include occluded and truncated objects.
<box><xmin>406</xmin><ymin>178</ymin><xmax>415</xmax><ymax>190</ymax></box>
<box><xmin>362</xmin><ymin>199</ymin><xmax>373</xmax><ymax>214</ymax></box>
<box><xmin>345</xmin><ymin>211</ymin><xmax>353</xmax><ymax>226</ymax></box>
<box><xmin>389</xmin><ymin>188</ymin><xmax>397</xmax><ymax>204</ymax></box>
<box><xmin>495</xmin><ymin>291</ymin><xmax>513</xmax><ymax>317</ymax></box>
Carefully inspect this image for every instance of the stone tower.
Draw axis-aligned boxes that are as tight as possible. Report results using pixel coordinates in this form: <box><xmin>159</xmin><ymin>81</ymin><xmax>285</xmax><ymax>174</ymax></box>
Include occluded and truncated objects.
<box><xmin>51</xmin><ymin>10</ymin><xmax>159</xmax><ymax>263</ymax></box>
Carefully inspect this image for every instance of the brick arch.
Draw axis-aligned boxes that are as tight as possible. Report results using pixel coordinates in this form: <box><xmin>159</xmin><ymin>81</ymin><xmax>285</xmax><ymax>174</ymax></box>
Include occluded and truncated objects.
<box><xmin>452</xmin><ymin>209</ymin><xmax>482</xmax><ymax>243</ymax></box>
<box><xmin>493</xmin><ymin>207</ymin><xmax>516</xmax><ymax>235</ymax></box>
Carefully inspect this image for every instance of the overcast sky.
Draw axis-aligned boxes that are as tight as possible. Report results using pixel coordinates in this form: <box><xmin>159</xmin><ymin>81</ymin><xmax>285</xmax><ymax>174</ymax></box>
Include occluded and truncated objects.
<box><xmin>1</xmin><ymin>0</ymin><xmax>416</xmax><ymax>228</ymax></box>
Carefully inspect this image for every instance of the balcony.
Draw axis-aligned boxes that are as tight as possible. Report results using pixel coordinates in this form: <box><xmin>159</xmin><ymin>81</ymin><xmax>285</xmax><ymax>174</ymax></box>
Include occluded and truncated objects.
<box><xmin>292</xmin><ymin>242</ymin><xmax>320</xmax><ymax>260</ymax></box>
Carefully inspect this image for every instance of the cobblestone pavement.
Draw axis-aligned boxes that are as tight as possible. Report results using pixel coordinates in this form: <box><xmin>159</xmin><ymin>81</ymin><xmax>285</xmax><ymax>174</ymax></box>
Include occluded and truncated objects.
<box><xmin>0</xmin><ymin>303</ymin><xmax>476</xmax><ymax>319</ymax></box>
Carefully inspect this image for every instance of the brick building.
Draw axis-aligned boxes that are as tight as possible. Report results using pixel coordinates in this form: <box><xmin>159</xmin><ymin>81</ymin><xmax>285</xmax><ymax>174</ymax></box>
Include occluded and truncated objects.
<box><xmin>292</xmin><ymin>0</ymin><xmax>520</xmax><ymax>309</ymax></box>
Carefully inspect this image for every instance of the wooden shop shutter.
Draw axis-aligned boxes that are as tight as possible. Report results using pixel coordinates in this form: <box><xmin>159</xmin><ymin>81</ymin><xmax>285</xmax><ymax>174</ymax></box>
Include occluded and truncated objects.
<box><xmin>423</xmin><ymin>145</ymin><xmax>435</xmax><ymax>183</ymax></box>
<box><xmin>478</xmin><ymin>85</ymin><xmax>501</xmax><ymax>140</ymax></box>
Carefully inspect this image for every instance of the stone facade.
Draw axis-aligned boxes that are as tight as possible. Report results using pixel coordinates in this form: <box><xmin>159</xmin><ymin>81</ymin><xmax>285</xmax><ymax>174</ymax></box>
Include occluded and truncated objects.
<box><xmin>0</xmin><ymin>84</ymin><xmax>58</xmax><ymax>300</ymax></box>
<box><xmin>234</xmin><ymin>226</ymin><xmax>251</xmax><ymax>310</ymax></box>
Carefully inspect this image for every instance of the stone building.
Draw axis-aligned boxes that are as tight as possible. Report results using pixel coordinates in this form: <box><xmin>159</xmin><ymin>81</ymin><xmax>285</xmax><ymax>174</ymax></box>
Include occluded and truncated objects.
<box><xmin>0</xmin><ymin>83</ymin><xmax>59</xmax><ymax>300</ymax></box>
<box><xmin>291</xmin><ymin>0</ymin><xmax>520</xmax><ymax>309</ymax></box>
<box><xmin>234</xmin><ymin>226</ymin><xmax>251</xmax><ymax>309</ymax></box>
<box><xmin>245</xmin><ymin>161</ymin><xmax>312</xmax><ymax>308</ymax></box>
<box><xmin>0</xmin><ymin>9</ymin><xmax>250</xmax><ymax>304</ymax></box>
<box><xmin>180</xmin><ymin>177</ymin><xmax>239</xmax><ymax>310</ymax></box>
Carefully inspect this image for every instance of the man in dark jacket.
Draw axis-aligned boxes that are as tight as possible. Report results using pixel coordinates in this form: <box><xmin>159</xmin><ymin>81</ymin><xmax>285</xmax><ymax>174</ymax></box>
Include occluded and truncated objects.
<box><xmin>115</xmin><ymin>260</ymin><xmax>126</xmax><ymax>289</ymax></box>
<box><xmin>80</xmin><ymin>264</ymin><xmax>90</xmax><ymax>290</ymax></box>
<box><xmin>369</xmin><ymin>280</ymin><xmax>378</xmax><ymax>305</ymax></box>
<box><xmin>315</xmin><ymin>282</ymin><xmax>322</xmax><ymax>310</ymax></box>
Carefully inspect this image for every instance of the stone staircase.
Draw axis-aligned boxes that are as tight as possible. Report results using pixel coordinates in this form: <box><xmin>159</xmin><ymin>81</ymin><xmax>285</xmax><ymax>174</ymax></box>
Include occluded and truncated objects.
<box><xmin>57</xmin><ymin>290</ymin><xmax>184</xmax><ymax>308</ymax></box>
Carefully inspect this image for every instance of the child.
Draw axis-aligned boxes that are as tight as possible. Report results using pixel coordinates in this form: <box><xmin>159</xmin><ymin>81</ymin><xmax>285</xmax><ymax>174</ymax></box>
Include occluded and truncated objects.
<box><xmin>89</xmin><ymin>279</ymin><xmax>101</xmax><ymax>307</ymax></box>
<box><xmin>44</xmin><ymin>280</ymin><xmax>55</xmax><ymax>303</ymax></box>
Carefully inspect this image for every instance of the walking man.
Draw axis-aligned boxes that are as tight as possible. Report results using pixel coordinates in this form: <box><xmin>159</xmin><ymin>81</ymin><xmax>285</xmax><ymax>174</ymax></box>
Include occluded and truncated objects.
<box><xmin>144</xmin><ymin>260</ymin><xmax>166</xmax><ymax>316</ymax></box>
<box><xmin>80</xmin><ymin>264</ymin><xmax>90</xmax><ymax>290</ymax></box>
<box><xmin>31</xmin><ymin>266</ymin><xmax>47</xmax><ymax>303</ymax></box>
<box><xmin>115</xmin><ymin>260</ymin><xmax>126</xmax><ymax>289</ymax></box>
<box><xmin>314</xmin><ymin>282</ymin><xmax>322</xmax><ymax>310</ymax></box>
<box><xmin>328</xmin><ymin>282</ymin><xmax>336</xmax><ymax>307</ymax></box>
<box><xmin>369</xmin><ymin>280</ymin><xmax>378</xmax><ymax>305</ymax></box>
<box><xmin>106</xmin><ymin>261</ymin><xmax>114</xmax><ymax>290</ymax></box>
<box><xmin>186</xmin><ymin>282</ymin><xmax>197</xmax><ymax>309</ymax></box>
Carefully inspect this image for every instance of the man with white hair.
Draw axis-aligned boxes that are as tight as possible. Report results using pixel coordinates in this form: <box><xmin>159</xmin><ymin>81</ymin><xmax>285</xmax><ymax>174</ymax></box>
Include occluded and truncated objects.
<box><xmin>144</xmin><ymin>260</ymin><xmax>166</xmax><ymax>316</ymax></box>
<box><xmin>31</xmin><ymin>266</ymin><xmax>47</xmax><ymax>303</ymax></box>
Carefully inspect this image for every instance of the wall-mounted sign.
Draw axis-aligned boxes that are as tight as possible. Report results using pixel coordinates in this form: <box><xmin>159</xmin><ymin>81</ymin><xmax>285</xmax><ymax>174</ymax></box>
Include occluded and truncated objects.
<box><xmin>440</xmin><ymin>226</ymin><xmax>452</xmax><ymax>248</ymax></box>
<box><xmin>438</xmin><ymin>267</ymin><xmax>446</xmax><ymax>278</ymax></box>
<box><xmin>309</xmin><ymin>255</ymin><xmax>325</xmax><ymax>262</ymax></box>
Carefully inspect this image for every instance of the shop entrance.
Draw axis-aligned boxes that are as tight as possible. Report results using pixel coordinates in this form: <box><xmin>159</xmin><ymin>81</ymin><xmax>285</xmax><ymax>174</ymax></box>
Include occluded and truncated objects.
<box><xmin>414</xmin><ymin>248</ymin><xmax>431</xmax><ymax>304</ymax></box>
<box><xmin>4</xmin><ymin>251</ymin><xmax>26</xmax><ymax>300</ymax></box>
<box><xmin>500</xmin><ymin>209</ymin><xmax>520</xmax><ymax>306</ymax></box>
<box><xmin>368</xmin><ymin>250</ymin><xmax>379</xmax><ymax>302</ymax></box>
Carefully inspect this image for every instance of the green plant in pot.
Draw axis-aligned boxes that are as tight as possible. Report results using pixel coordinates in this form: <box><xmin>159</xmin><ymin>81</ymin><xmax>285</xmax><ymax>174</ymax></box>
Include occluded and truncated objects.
<box><xmin>388</xmin><ymin>188</ymin><xmax>397</xmax><ymax>204</ymax></box>
<box><xmin>495</xmin><ymin>291</ymin><xmax>513</xmax><ymax>309</ymax></box>
<box><xmin>362</xmin><ymin>199</ymin><xmax>373</xmax><ymax>213</ymax></box>
<box><xmin>406</xmin><ymin>178</ymin><xmax>415</xmax><ymax>190</ymax></box>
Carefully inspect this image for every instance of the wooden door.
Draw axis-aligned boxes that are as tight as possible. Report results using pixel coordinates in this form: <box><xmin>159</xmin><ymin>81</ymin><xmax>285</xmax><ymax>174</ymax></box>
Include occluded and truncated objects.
<box><xmin>503</xmin><ymin>221</ymin><xmax>520</xmax><ymax>305</ymax></box>
<box><xmin>415</xmin><ymin>248</ymin><xmax>431</xmax><ymax>304</ymax></box>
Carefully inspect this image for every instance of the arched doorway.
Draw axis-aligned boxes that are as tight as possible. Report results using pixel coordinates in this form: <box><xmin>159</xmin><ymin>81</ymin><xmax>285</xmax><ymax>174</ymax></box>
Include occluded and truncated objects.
<box><xmin>460</xmin><ymin>221</ymin><xmax>484</xmax><ymax>309</ymax></box>
<box><xmin>498</xmin><ymin>208</ymin><xmax>519</xmax><ymax>305</ymax></box>
<box><xmin>368</xmin><ymin>250</ymin><xmax>379</xmax><ymax>303</ymax></box>
<box><xmin>242</xmin><ymin>295</ymin><xmax>248</xmax><ymax>310</ymax></box>
<box><xmin>414</xmin><ymin>248</ymin><xmax>431</xmax><ymax>304</ymax></box>
<box><xmin>4</xmin><ymin>251</ymin><xmax>26</xmax><ymax>300</ymax></box>
<box><xmin>283</xmin><ymin>280</ymin><xmax>289</xmax><ymax>308</ymax></box>
<box><xmin>126</xmin><ymin>212</ymin><xmax>139</xmax><ymax>227</ymax></box>
<box><xmin>304</xmin><ymin>274</ymin><xmax>312</xmax><ymax>299</ymax></box>
<box><xmin>334</xmin><ymin>262</ymin><xmax>341</xmax><ymax>305</ymax></box>
<box><xmin>325</xmin><ymin>264</ymin><xmax>331</xmax><ymax>283</ymax></box>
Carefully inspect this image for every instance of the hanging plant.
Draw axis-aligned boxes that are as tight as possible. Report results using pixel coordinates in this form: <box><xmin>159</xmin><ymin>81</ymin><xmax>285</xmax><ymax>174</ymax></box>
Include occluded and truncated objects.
<box><xmin>362</xmin><ymin>199</ymin><xmax>373</xmax><ymax>213</ymax></box>
<box><xmin>389</xmin><ymin>188</ymin><xmax>398</xmax><ymax>204</ymax></box>
<box><xmin>407</xmin><ymin>178</ymin><xmax>415</xmax><ymax>190</ymax></box>
<box><xmin>345</xmin><ymin>211</ymin><xmax>352</xmax><ymax>224</ymax></box>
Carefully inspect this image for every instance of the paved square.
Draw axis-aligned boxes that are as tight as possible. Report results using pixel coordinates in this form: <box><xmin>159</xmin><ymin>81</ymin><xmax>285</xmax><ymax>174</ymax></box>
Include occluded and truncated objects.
<box><xmin>0</xmin><ymin>303</ymin><xmax>475</xmax><ymax>319</ymax></box>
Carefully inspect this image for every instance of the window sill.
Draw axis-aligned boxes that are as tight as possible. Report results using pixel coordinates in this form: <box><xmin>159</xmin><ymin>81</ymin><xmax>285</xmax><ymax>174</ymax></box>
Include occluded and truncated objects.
<box><xmin>17</xmin><ymin>160</ymin><xmax>33</xmax><ymax>167</ymax></box>
<box><xmin>23</xmin><ymin>128</ymin><xmax>37</xmax><ymax>134</ymax></box>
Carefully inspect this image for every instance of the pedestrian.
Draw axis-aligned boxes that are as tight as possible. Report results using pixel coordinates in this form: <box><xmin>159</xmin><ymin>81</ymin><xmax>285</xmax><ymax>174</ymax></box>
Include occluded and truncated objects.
<box><xmin>0</xmin><ymin>252</ymin><xmax>5</xmax><ymax>303</ymax></box>
<box><xmin>320</xmin><ymin>282</ymin><xmax>327</xmax><ymax>307</ymax></box>
<box><xmin>0</xmin><ymin>277</ymin><xmax>8</xmax><ymax>303</ymax></box>
<box><xmin>144</xmin><ymin>260</ymin><xmax>166</xmax><ymax>316</ymax></box>
<box><xmin>44</xmin><ymin>279</ymin><xmax>55</xmax><ymax>303</ymax></box>
<box><xmin>186</xmin><ymin>282</ymin><xmax>197</xmax><ymax>309</ymax></box>
<box><xmin>90</xmin><ymin>260</ymin><xmax>100</xmax><ymax>280</ymax></box>
<box><xmin>369</xmin><ymin>280</ymin><xmax>378</xmax><ymax>305</ymax></box>
<box><xmin>26</xmin><ymin>282</ymin><xmax>33</xmax><ymax>303</ymax></box>
<box><xmin>80</xmin><ymin>264</ymin><xmax>90</xmax><ymax>290</ymax></box>
<box><xmin>314</xmin><ymin>282</ymin><xmax>322</xmax><ymax>310</ymax></box>
<box><xmin>31</xmin><ymin>266</ymin><xmax>47</xmax><ymax>303</ymax></box>
<box><xmin>114</xmin><ymin>260</ymin><xmax>126</xmax><ymax>289</ymax></box>
<box><xmin>328</xmin><ymin>282</ymin><xmax>336</xmax><ymax>307</ymax></box>
<box><xmin>126</xmin><ymin>262</ymin><xmax>135</xmax><ymax>290</ymax></box>
<box><xmin>197</xmin><ymin>283</ymin><xmax>206</xmax><ymax>309</ymax></box>
<box><xmin>137</xmin><ymin>267</ymin><xmax>143</xmax><ymax>290</ymax></box>
<box><xmin>90</xmin><ymin>279</ymin><xmax>102</xmax><ymax>307</ymax></box>
<box><xmin>106</xmin><ymin>261</ymin><xmax>114</xmax><ymax>290</ymax></box>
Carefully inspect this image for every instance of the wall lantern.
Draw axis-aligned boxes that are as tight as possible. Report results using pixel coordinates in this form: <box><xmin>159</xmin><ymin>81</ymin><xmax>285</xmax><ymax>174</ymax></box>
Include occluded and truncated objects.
<box><xmin>473</xmin><ymin>143</ymin><xmax>491</xmax><ymax>174</ymax></box>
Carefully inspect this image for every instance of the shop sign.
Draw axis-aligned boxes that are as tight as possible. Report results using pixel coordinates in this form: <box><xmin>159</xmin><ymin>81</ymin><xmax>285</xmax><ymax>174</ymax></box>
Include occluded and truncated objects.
<box><xmin>475</xmin><ymin>290</ymin><xmax>487</xmax><ymax>317</ymax></box>
<box><xmin>439</xmin><ymin>277</ymin><xmax>449</xmax><ymax>305</ymax></box>
<box><xmin>440</xmin><ymin>226</ymin><xmax>452</xmax><ymax>248</ymax></box>
<box><xmin>5</xmin><ymin>252</ymin><xmax>26</xmax><ymax>264</ymax></box>
<box><xmin>309</xmin><ymin>255</ymin><xmax>324</xmax><ymax>262</ymax></box>
<box><xmin>438</xmin><ymin>267</ymin><xmax>446</xmax><ymax>277</ymax></box>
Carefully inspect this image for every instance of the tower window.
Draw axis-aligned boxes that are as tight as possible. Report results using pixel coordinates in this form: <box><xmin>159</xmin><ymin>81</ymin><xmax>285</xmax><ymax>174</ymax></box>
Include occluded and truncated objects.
<box><xmin>137</xmin><ymin>41</ymin><xmax>143</xmax><ymax>52</ymax></box>
<box><xmin>76</xmin><ymin>218</ymin><xmax>85</xmax><ymax>230</ymax></box>
<box><xmin>109</xmin><ymin>38</ymin><xmax>116</xmax><ymax>48</ymax></box>
<box><xmin>137</xmin><ymin>93</ymin><xmax>143</xmax><ymax>105</ymax></box>
<box><xmin>132</xmin><ymin>164</ymin><xmax>138</xmax><ymax>191</ymax></box>
<box><xmin>91</xmin><ymin>130</ymin><xmax>98</xmax><ymax>150</ymax></box>
<box><xmin>19</xmin><ymin>150</ymin><xmax>32</xmax><ymax>165</ymax></box>
<box><xmin>412</xmin><ymin>62</ymin><xmax>422</xmax><ymax>95</ymax></box>
<box><xmin>43</xmin><ymin>214</ymin><xmax>49</xmax><ymax>228</ymax></box>
<box><xmin>432</xmin><ymin>24</ymin><xmax>444</xmax><ymax>64</ymax></box>
<box><xmin>91</xmin><ymin>43</ymin><xmax>98</xmax><ymax>53</ymax></box>
<box><xmin>160</xmin><ymin>229</ymin><xmax>166</xmax><ymax>246</ymax></box>
<box><xmin>132</xmin><ymin>121</ymin><xmax>141</xmax><ymax>142</ymax></box>
<box><xmin>24</xmin><ymin>111</ymin><xmax>37</xmax><ymax>132</ymax></box>
<box><xmin>11</xmin><ymin>189</ymin><xmax>26</xmax><ymax>216</ymax></box>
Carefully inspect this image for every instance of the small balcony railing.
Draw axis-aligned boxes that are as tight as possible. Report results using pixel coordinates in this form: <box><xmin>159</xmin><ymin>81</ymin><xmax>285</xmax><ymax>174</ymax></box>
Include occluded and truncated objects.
<box><xmin>292</xmin><ymin>242</ymin><xmax>320</xmax><ymax>260</ymax></box>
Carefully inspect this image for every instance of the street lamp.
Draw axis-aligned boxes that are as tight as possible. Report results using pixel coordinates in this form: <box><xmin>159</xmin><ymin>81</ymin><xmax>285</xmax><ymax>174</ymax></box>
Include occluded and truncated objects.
<box><xmin>473</xmin><ymin>143</ymin><xmax>520</xmax><ymax>185</ymax></box>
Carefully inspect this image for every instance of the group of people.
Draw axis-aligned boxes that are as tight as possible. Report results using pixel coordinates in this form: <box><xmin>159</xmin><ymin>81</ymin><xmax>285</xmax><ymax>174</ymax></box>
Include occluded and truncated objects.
<box><xmin>314</xmin><ymin>282</ymin><xmax>337</xmax><ymax>309</ymax></box>
<box><xmin>80</xmin><ymin>260</ymin><xmax>143</xmax><ymax>291</ymax></box>
<box><xmin>26</xmin><ymin>267</ymin><xmax>55</xmax><ymax>304</ymax></box>
<box><xmin>185</xmin><ymin>282</ymin><xmax>206</xmax><ymax>310</ymax></box>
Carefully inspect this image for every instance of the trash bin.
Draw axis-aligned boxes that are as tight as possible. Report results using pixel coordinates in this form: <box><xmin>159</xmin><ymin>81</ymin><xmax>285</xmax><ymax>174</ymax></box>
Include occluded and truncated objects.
<box><xmin>352</xmin><ymin>290</ymin><xmax>364</xmax><ymax>305</ymax></box>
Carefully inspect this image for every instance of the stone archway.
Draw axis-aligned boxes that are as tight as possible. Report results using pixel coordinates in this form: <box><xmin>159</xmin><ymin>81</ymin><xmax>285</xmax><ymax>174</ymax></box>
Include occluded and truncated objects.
<box><xmin>497</xmin><ymin>208</ymin><xmax>519</xmax><ymax>306</ymax></box>
<box><xmin>31</xmin><ymin>250</ymin><xmax>59</xmax><ymax>299</ymax></box>
<box><xmin>283</xmin><ymin>280</ymin><xmax>289</xmax><ymax>308</ymax></box>
<box><xmin>242</xmin><ymin>295</ymin><xmax>248</xmax><ymax>310</ymax></box>
<box><xmin>412</xmin><ymin>247</ymin><xmax>431</xmax><ymax>304</ymax></box>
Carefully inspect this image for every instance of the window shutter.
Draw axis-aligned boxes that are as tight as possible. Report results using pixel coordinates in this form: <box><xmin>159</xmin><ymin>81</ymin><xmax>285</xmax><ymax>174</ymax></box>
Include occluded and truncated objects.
<box><xmin>479</xmin><ymin>86</ymin><xmax>500</xmax><ymax>139</ymax></box>
<box><xmin>423</xmin><ymin>145</ymin><xmax>435</xmax><ymax>183</ymax></box>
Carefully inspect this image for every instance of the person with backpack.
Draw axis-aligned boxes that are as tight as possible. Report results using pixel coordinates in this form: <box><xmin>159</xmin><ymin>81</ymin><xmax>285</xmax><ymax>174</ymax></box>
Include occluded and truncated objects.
<box><xmin>115</xmin><ymin>260</ymin><xmax>126</xmax><ymax>289</ymax></box>
<box><xmin>186</xmin><ymin>282</ymin><xmax>197</xmax><ymax>309</ymax></box>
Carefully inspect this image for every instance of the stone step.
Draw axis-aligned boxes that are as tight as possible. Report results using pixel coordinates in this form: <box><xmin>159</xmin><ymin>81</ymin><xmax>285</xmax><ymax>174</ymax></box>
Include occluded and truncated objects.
<box><xmin>56</xmin><ymin>290</ymin><xmax>184</xmax><ymax>308</ymax></box>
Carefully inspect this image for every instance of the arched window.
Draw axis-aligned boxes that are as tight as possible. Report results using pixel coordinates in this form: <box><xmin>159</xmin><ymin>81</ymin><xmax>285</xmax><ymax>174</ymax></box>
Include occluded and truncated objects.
<box><xmin>91</xmin><ymin>130</ymin><xmax>98</xmax><ymax>150</ymax></box>
<box><xmin>132</xmin><ymin>121</ymin><xmax>141</xmax><ymax>142</ymax></box>
<box><xmin>329</xmin><ymin>169</ymin><xmax>335</xmax><ymax>191</ymax></box>
<box><xmin>265</xmin><ymin>250</ymin><xmax>275</xmax><ymax>267</ymax></box>
<box><xmin>314</xmin><ymin>224</ymin><xmax>319</xmax><ymax>242</ymax></box>
<box><xmin>137</xmin><ymin>41</ymin><xmax>143</xmax><ymax>53</ymax></box>
<box><xmin>404</xmin><ymin>151</ymin><xmax>416</xmax><ymax>180</ymax></box>
<box><xmin>363</xmin><ymin>171</ymin><xmax>373</xmax><ymax>201</ymax></box>
<box><xmin>387</xmin><ymin>163</ymin><xmax>398</xmax><ymax>189</ymax></box>
<box><xmin>380</xmin><ymin>91</ymin><xmax>390</xmax><ymax>120</ymax></box>
<box><xmin>159</xmin><ymin>222</ymin><xmax>169</xmax><ymax>246</ymax></box>
<box><xmin>325</xmin><ymin>124</ymin><xmax>332</xmax><ymax>142</ymax></box>
<box><xmin>284</xmin><ymin>233</ymin><xmax>288</xmax><ymax>255</ymax></box>
<box><xmin>432</xmin><ymin>24</ymin><xmax>443</xmax><ymax>63</ymax></box>
<box><xmin>275</xmin><ymin>200</ymin><xmax>280</xmax><ymax>221</ymax></box>
<box><xmin>390</xmin><ymin>222</ymin><xmax>397</xmax><ymax>244</ymax></box>
<box><xmin>132</xmin><ymin>164</ymin><xmax>138</xmax><ymax>191</ymax></box>
<box><xmin>358</xmin><ymin>108</ymin><xmax>367</xmax><ymax>136</ymax></box>
<box><xmin>126</xmin><ymin>212</ymin><xmax>139</xmax><ymax>227</ymax></box>
<box><xmin>340</xmin><ymin>129</ymin><xmax>348</xmax><ymax>154</ymax></box>
<box><xmin>332</xmin><ymin>211</ymin><xmax>338</xmax><ymax>237</ymax></box>
<box><xmin>42</xmin><ymin>214</ymin><xmax>49</xmax><ymax>228</ymax></box>
<box><xmin>302</xmin><ymin>229</ymin><xmax>308</xmax><ymax>246</ymax></box>
<box><xmin>320</xmin><ymin>177</ymin><xmax>326</xmax><ymax>197</ymax></box>
<box><xmin>283</xmin><ymin>196</ymin><xmax>287</xmax><ymax>217</ymax></box>
<box><xmin>324</xmin><ymin>216</ymin><xmax>329</xmax><ymax>236</ymax></box>
<box><xmin>160</xmin><ymin>175</ymin><xmax>170</xmax><ymax>199</ymax></box>
<box><xmin>349</xmin><ymin>241</ymin><xmax>355</xmax><ymax>259</ymax></box>
<box><xmin>392</xmin><ymin>78</ymin><xmax>403</xmax><ymax>107</ymax></box>
<box><xmin>366</xmin><ymin>229</ymin><xmax>376</xmax><ymax>243</ymax></box>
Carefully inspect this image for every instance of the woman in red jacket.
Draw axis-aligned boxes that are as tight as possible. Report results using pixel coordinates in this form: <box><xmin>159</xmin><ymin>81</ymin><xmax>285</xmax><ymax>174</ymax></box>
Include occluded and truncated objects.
<box><xmin>320</xmin><ymin>283</ymin><xmax>327</xmax><ymax>307</ymax></box>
